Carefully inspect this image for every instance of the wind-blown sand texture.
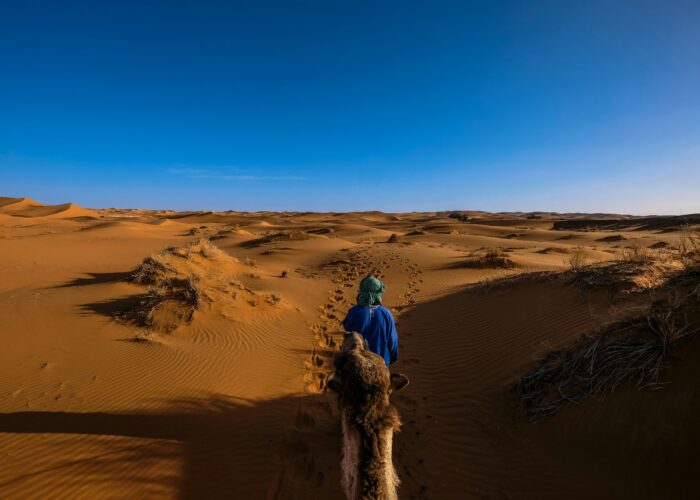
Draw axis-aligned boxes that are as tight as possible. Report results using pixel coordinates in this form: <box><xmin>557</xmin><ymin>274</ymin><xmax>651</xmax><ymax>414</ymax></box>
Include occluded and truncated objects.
<box><xmin>0</xmin><ymin>197</ymin><xmax>698</xmax><ymax>499</ymax></box>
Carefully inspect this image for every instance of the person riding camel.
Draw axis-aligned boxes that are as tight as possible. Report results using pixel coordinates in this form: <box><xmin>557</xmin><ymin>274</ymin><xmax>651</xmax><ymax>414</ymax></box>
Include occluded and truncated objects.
<box><xmin>342</xmin><ymin>275</ymin><xmax>398</xmax><ymax>367</ymax></box>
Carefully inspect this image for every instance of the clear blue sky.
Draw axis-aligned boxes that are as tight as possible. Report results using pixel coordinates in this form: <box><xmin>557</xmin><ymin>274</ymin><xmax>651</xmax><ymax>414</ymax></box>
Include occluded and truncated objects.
<box><xmin>1</xmin><ymin>1</ymin><xmax>698</xmax><ymax>213</ymax></box>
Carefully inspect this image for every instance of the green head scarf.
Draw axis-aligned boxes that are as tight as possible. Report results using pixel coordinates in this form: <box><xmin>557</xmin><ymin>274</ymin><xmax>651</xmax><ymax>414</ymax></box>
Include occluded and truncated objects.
<box><xmin>356</xmin><ymin>275</ymin><xmax>386</xmax><ymax>306</ymax></box>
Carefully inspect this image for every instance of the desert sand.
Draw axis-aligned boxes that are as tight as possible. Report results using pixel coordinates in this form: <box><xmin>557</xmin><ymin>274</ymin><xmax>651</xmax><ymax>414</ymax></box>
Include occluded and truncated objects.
<box><xmin>0</xmin><ymin>196</ymin><xmax>698</xmax><ymax>499</ymax></box>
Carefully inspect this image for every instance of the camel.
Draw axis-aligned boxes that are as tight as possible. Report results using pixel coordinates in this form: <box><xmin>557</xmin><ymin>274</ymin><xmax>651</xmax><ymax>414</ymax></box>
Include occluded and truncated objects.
<box><xmin>328</xmin><ymin>332</ymin><xmax>409</xmax><ymax>500</ymax></box>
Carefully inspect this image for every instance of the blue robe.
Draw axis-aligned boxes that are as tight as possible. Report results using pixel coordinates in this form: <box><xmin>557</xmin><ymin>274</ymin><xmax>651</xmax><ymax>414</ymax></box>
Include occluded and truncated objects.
<box><xmin>342</xmin><ymin>304</ymin><xmax>398</xmax><ymax>366</ymax></box>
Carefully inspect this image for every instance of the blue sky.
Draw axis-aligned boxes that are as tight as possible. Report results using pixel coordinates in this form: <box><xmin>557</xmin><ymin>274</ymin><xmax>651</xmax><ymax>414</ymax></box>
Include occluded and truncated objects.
<box><xmin>1</xmin><ymin>1</ymin><xmax>698</xmax><ymax>213</ymax></box>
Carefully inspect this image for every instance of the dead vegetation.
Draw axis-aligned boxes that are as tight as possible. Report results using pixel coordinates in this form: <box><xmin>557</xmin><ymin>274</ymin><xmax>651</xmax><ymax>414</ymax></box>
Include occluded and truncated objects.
<box><xmin>596</xmin><ymin>234</ymin><xmax>626</xmax><ymax>242</ymax></box>
<box><xmin>566</xmin><ymin>246</ymin><xmax>588</xmax><ymax>271</ymax></box>
<box><xmin>515</xmin><ymin>267</ymin><xmax>700</xmax><ymax>421</ymax></box>
<box><xmin>678</xmin><ymin>226</ymin><xmax>700</xmax><ymax>267</ymax></box>
<box><xmin>118</xmin><ymin>239</ymin><xmax>277</xmax><ymax>332</ymax></box>
<box><xmin>306</xmin><ymin>227</ymin><xmax>334</xmax><ymax>235</ymax></box>
<box><xmin>566</xmin><ymin>232</ymin><xmax>698</xmax><ymax>294</ymax></box>
<box><xmin>570</xmin><ymin>260</ymin><xmax>681</xmax><ymax>295</ymax></box>
<box><xmin>242</xmin><ymin>230</ymin><xmax>310</xmax><ymax>247</ymax></box>
<box><xmin>620</xmin><ymin>243</ymin><xmax>654</xmax><ymax>264</ymax></box>
<box><xmin>209</xmin><ymin>224</ymin><xmax>243</xmax><ymax>240</ymax></box>
<box><xmin>186</xmin><ymin>225</ymin><xmax>214</xmax><ymax>236</ymax></box>
<box><xmin>537</xmin><ymin>247</ymin><xmax>571</xmax><ymax>254</ymax></box>
<box><xmin>514</xmin><ymin>237</ymin><xmax>700</xmax><ymax>421</ymax></box>
<box><xmin>453</xmin><ymin>249</ymin><xmax>518</xmax><ymax>269</ymax></box>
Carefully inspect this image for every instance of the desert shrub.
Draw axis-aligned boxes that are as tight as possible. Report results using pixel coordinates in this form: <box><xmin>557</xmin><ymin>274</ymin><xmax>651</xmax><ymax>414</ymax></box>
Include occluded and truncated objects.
<box><xmin>199</xmin><ymin>240</ymin><xmax>225</xmax><ymax>259</ymax></box>
<box><xmin>677</xmin><ymin>226</ymin><xmax>700</xmax><ymax>267</ymax></box>
<box><xmin>181</xmin><ymin>276</ymin><xmax>207</xmax><ymax>309</ymax></box>
<box><xmin>567</xmin><ymin>246</ymin><xmax>588</xmax><ymax>271</ymax></box>
<box><xmin>244</xmin><ymin>257</ymin><xmax>257</xmax><ymax>267</ymax></box>
<box><xmin>459</xmin><ymin>249</ymin><xmax>517</xmax><ymax>269</ymax></box>
<box><xmin>266</xmin><ymin>294</ymin><xmax>281</xmax><ymax>305</ymax></box>
<box><xmin>121</xmin><ymin>240</ymin><xmax>236</xmax><ymax>331</ymax></box>
<box><xmin>307</xmin><ymin>227</ymin><xmax>334</xmax><ymax>235</ymax></box>
<box><xmin>620</xmin><ymin>243</ymin><xmax>653</xmax><ymax>264</ymax></box>
<box><xmin>596</xmin><ymin>234</ymin><xmax>626</xmax><ymax>242</ymax></box>
<box><xmin>514</xmin><ymin>271</ymin><xmax>700</xmax><ymax>422</ymax></box>
<box><xmin>537</xmin><ymin>247</ymin><xmax>571</xmax><ymax>254</ymax></box>
<box><xmin>281</xmin><ymin>270</ymin><xmax>289</xmax><ymax>278</ymax></box>
<box><xmin>130</xmin><ymin>255</ymin><xmax>173</xmax><ymax>285</ymax></box>
<box><xmin>448</xmin><ymin>212</ymin><xmax>470</xmax><ymax>222</ymax></box>
<box><xmin>130</xmin><ymin>240</ymin><xmax>228</xmax><ymax>286</ymax></box>
<box><xmin>243</xmin><ymin>231</ymin><xmax>310</xmax><ymax>248</ymax></box>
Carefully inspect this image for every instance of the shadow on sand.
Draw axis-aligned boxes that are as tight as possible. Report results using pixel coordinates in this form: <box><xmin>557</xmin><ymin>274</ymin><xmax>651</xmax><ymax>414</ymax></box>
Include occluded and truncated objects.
<box><xmin>0</xmin><ymin>393</ymin><xmax>343</xmax><ymax>499</ymax></box>
<box><xmin>50</xmin><ymin>272</ymin><xmax>133</xmax><ymax>289</ymax></box>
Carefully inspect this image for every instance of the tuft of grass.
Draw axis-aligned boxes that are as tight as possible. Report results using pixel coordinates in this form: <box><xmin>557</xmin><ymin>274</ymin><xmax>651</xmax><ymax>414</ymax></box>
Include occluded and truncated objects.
<box><xmin>567</xmin><ymin>246</ymin><xmax>588</xmax><ymax>271</ymax></box>
<box><xmin>620</xmin><ymin>243</ymin><xmax>654</xmax><ymax>264</ymax></box>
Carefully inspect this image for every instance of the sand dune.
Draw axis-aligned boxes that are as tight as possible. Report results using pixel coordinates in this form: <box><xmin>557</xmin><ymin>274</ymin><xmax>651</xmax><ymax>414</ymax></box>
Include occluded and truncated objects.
<box><xmin>0</xmin><ymin>198</ymin><xmax>99</xmax><ymax>219</ymax></box>
<box><xmin>0</xmin><ymin>196</ymin><xmax>45</xmax><ymax>210</ymax></box>
<box><xmin>0</xmin><ymin>197</ymin><xmax>698</xmax><ymax>498</ymax></box>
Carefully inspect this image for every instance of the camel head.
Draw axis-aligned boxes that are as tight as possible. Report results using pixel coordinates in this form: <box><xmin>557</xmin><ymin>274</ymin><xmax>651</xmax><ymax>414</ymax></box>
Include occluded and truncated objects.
<box><xmin>327</xmin><ymin>332</ymin><xmax>409</xmax><ymax>407</ymax></box>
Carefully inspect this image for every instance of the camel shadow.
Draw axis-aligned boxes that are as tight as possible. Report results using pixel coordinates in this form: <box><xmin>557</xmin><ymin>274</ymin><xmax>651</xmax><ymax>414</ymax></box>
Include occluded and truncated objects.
<box><xmin>0</xmin><ymin>393</ymin><xmax>342</xmax><ymax>499</ymax></box>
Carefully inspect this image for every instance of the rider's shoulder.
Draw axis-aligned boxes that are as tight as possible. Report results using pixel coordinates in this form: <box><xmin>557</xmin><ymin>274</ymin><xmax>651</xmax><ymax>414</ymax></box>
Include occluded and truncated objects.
<box><xmin>375</xmin><ymin>305</ymin><xmax>393</xmax><ymax>315</ymax></box>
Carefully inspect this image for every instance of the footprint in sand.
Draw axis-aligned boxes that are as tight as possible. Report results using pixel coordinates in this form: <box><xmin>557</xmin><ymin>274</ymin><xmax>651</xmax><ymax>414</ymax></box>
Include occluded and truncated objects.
<box><xmin>304</xmin><ymin>370</ymin><xmax>327</xmax><ymax>394</ymax></box>
<box><xmin>321</xmin><ymin>333</ymin><xmax>336</xmax><ymax>348</ymax></box>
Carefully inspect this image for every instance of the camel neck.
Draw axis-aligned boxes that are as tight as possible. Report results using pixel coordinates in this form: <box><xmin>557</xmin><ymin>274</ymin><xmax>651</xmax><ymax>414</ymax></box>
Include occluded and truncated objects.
<box><xmin>342</xmin><ymin>414</ymin><xmax>399</xmax><ymax>500</ymax></box>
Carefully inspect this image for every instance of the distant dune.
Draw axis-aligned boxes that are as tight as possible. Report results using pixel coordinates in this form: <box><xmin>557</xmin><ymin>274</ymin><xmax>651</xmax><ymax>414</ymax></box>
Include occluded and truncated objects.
<box><xmin>0</xmin><ymin>197</ymin><xmax>99</xmax><ymax>218</ymax></box>
<box><xmin>553</xmin><ymin>214</ymin><xmax>700</xmax><ymax>231</ymax></box>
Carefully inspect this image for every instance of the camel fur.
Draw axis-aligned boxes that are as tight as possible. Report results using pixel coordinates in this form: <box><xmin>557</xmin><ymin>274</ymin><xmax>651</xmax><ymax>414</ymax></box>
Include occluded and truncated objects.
<box><xmin>328</xmin><ymin>332</ymin><xmax>409</xmax><ymax>500</ymax></box>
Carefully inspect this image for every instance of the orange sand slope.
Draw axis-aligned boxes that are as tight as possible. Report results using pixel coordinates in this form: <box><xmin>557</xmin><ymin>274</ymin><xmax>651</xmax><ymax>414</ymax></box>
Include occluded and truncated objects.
<box><xmin>0</xmin><ymin>197</ymin><xmax>698</xmax><ymax>499</ymax></box>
